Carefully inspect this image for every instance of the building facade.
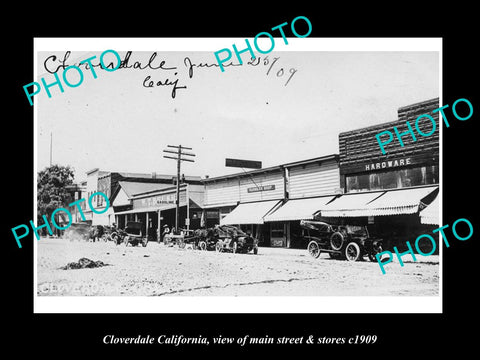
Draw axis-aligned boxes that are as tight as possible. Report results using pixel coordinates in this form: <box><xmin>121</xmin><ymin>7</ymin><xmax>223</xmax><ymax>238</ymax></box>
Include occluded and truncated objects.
<box><xmin>203</xmin><ymin>155</ymin><xmax>341</xmax><ymax>248</ymax></box>
<box><xmin>316</xmin><ymin>98</ymin><xmax>440</xmax><ymax>251</ymax></box>
<box><xmin>75</xmin><ymin>168</ymin><xmax>203</xmax><ymax>229</ymax></box>
<box><xmin>111</xmin><ymin>180</ymin><xmax>204</xmax><ymax>241</ymax></box>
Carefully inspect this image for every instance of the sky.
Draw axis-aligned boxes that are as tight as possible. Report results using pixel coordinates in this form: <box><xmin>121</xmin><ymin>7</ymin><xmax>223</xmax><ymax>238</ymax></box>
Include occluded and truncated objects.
<box><xmin>36</xmin><ymin>39</ymin><xmax>440</xmax><ymax>182</ymax></box>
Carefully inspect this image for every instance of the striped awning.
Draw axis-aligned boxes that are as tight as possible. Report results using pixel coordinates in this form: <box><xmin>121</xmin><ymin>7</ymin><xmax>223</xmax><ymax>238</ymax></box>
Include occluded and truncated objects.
<box><xmin>319</xmin><ymin>191</ymin><xmax>384</xmax><ymax>217</ymax></box>
<box><xmin>420</xmin><ymin>193</ymin><xmax>439</xmax><ymax>225</ymax></box>
<box><xmin>220</xmin><ymin>200</ymin><xmax>281</xmax><ymax>225</ymax></box>
<box><xmin>320</xmin><ymin>186</ymin><xmax>439</xmax><ymax>217</ymax></box>
<box><xmin>263</xmin><ymin>195</ymin><xmax>336</xmax><ymax>222</ymax></box>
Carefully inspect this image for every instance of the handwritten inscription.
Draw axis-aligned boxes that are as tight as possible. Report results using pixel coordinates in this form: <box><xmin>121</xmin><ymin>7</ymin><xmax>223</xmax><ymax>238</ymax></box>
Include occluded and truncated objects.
<box><xmin>42</xmin><ymin>51</ymin><xmax>298</xmax><ymax>99</ymax></box>
<box><xmin>184</xmin><ymin>56</ymin><xmax>297</xmax><ymax>86</ymax></box>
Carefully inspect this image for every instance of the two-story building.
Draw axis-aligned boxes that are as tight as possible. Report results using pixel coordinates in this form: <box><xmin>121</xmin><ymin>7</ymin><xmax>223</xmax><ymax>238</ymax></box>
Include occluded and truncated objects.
<box><xmin>316</xmin><ymin>98</ymin><xmax>440</xmax><ymax>251</ymax></box>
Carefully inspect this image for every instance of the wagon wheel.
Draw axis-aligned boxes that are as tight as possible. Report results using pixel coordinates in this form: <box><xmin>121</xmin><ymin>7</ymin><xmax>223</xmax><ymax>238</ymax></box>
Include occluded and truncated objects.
<box><xmin>215</xmin><ymin>241</ymin><xmax>223</xmax><ymax>253</ymax></box>
<box><xmin>199</xmin><ymin>241</ymin><xmax>207</xmax><ymax>251</ymax></box>
<box><xmin>307</xmin><ymin>241</ymin><xmax>321</xmax><ymax>259</ymax></box>
<box><xmin>345</xmin><ymin>242</ymin><xmax>361</xmax><ymax>261</ymax></box>
<box><xmin>368</xmin><ymin>244</ymin><xmax>383</xmax><ymax>262</ymax></box>
<box><xmin>330</xmin><ymin>232</ymin><xmax>345</xmax><ymax>251</ymax></box>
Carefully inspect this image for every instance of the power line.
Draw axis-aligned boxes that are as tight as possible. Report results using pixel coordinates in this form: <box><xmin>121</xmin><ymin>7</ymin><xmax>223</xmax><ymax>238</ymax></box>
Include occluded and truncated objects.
<box><xmin>162</xmin><ymin>145</ymin><xmax>195</xmax><ymax>231</ymax></box>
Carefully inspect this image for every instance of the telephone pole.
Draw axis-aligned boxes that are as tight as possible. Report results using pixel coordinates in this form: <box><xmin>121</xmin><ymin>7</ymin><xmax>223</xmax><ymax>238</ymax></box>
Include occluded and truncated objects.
<box><xmin>163</xmin><ymin>145</ymin><xmax>195</xmax><ymax>232</ymax></box>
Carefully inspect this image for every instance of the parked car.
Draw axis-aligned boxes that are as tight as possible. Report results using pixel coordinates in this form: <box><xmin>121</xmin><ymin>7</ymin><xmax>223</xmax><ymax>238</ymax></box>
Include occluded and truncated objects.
<box><xmin>197</xmin><ymin>228</ymin><xmax>218</xmax><ymax>251</ymax></box>
<box><xmin>213</xmin><ymin>225</ymin><xmax>259</xmax><ymax>254</ymax></box>
<box><xmin>300</xmin><ymin>220</ymin><xmax>383</xmax><ymax>261</ymax></box>
<box><xmin>123</xmin><ymin>221</ymin><xmax>148</xmax><ymax>247</ymax></box>
<box><xmin>165</xmin><ymin>229</ymin><xmax>204</xmax><ymax>249</ymax></box>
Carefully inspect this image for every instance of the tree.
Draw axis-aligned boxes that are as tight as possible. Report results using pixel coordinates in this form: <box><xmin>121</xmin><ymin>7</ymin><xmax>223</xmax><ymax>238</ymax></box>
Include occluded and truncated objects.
<box><xmin>37</xmin><ymin>164</ymin><xmax>75</xmax><ymax>236</ymax></box>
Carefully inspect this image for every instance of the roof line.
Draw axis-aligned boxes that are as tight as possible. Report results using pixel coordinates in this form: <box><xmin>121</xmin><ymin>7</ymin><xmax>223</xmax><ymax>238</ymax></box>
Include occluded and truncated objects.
<box><xmin>203</xmin><ymin>154</ymin><xmax>339</xmax><ymax>182</ymax></box>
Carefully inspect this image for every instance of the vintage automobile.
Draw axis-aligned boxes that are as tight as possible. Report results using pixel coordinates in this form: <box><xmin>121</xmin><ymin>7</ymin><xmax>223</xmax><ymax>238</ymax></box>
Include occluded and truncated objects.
<box><xmin>123</xmin><ymin>221</ymin><xmax>148</xmax><ymax>247</ymax></box>
<box><xmin>197</xmin><ymin>228</ymin><xmax>218</xmax><ymax>251</ymax></box>
<box><xmin>300</xmin><ymin>220</ymin><xmax>383</xmax><ymax>261</ymax></box>
<box><xmin>213</xmin><ymin>225</ymin><xmax>259</xmax><ymax>254</ymax></box>
<box><xmin>163</xmin><ymin>228</ymin><xmax>219</xmax><ymax>250</ymax></box>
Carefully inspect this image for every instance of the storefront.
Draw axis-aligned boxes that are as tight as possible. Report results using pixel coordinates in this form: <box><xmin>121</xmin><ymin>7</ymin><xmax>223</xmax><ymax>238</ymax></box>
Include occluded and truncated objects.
<box><xmin>203</xmin><ymin>154</ymin><xmax>341</xmax><ymax>248</ymax></box>
<box><xmin>203</xmin><ymin>165</ymin><xmax>285</xmax><ymax>246</ymax></box>
<box><xmin>263</xmin><ymin>195</ymin><xmax>337</xmax><ymax>248</ymax></box>
<box><xmin>112</xmin><ymin>182</ymin><xmax>204</xmax><ymax>242</ymax></box>
<box><xmin>322</xmin><ymin>98</ymin><xmax>440</xmax><ymax>251</ymax></box>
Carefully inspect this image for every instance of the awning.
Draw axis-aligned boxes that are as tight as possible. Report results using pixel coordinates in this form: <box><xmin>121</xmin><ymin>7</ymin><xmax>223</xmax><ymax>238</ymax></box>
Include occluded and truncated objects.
<box><xmin>420</xmin><ymin>193</ymin><xmax>439</xmax><ymax>225</ymax></box>
<box><xmin>319</xmin><ymin>191</ymin><xmax>384</xmax><ymax>217</ymax></box>
<box><xmin>362</xmin><ymin>186</ymin><xmax>438</xmax><ymax>216</ymax></box>
<box><xmin>263</xmin><ymin>195</ymin><xmax>336</xmax><ymax>222</ymax></box>
<box><xmin>220</xmin><ymin>200</ymin><xmax>281</xmax><ymax>225</ymax></box>
<box><xmin>320</xmin><ymin>186</ymin><xmax>438</xmax><ymax>217</ymax></box>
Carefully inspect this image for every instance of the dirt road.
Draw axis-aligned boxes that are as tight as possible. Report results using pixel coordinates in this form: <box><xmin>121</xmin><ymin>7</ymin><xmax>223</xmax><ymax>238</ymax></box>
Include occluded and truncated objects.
<box><xmin>37</xmin><ymin>238</ymin><xmax>439</xmax><ymax>296</ymax></box>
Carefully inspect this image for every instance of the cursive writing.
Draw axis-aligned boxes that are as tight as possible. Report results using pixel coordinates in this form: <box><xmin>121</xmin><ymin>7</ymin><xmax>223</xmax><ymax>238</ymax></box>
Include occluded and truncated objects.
<box><xmin>41</xmin><ymin>51</ymin><xmax>297</xmax><ymax>100</ymax></box>
<box><xmin>44</xmin><ymin>51</ymin><xmax>177</xmax><ymax>74</ymax></box>
<box><xmin>183</xmin><ymin>55</ymin><xmax>297</xmax><ymax>86</ymax></box>
<box><xmin>183</xmin><ymin>56</ymin><xmax>242</xmax><ymax>79</ymax></box>
<box><xmin>143</xmin><ymin>75</ymin><xmax>186</xmax><ymax>99</ymax></box>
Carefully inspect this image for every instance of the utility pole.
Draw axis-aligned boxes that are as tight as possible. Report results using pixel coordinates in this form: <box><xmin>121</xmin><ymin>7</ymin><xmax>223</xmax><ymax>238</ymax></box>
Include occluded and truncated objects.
<box><xmin>162</xmin><ymin>145</ymin><xmax>195</xmax><ymax>232</ymax></box>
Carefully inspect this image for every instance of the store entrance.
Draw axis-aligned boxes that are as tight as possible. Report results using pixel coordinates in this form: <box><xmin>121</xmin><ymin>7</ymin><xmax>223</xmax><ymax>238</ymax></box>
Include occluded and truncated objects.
<box><xmin>270</xmin><ymin>222</ymin><xmax>286</xmax><ymax>247</ymax></box>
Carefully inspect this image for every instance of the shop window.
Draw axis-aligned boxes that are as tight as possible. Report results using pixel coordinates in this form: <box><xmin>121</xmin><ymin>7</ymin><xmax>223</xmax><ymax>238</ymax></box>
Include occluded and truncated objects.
<box><xmin>346</xmin><ymin>165</ymin><xmax>439</xmax><ymax>192</ymax></box>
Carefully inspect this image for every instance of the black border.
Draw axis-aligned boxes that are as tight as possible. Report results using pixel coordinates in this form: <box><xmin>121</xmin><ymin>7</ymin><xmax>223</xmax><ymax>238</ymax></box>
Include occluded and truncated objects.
<box><xmin>5</xmin><ymin>5</ymin><xmax>478</xmax><ymax>355</ymax></box>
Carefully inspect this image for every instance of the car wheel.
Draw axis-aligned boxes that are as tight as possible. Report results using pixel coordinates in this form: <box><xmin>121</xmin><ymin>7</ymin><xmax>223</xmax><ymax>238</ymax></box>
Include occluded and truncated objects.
<box><xmin>124</xmin><ymin>237</ymin><xmax>129</xmax><ymax>247</ymax></box>
<box><xmin>199</xmin><ymin>241</ymin><xmax>207</xmax><ymax>251</ymax></box>
<box><xmin>232</xmin><ymin>241</ymin><xmax>237</xmax><ymax>254</ymax></box>
<box><xmin>215</xmin><ymin>241</ymin><xmax>223</xmax><ymax>253</ymax></box>
<box><xmin>307</xmin><ymin>241</ymin><xmax>321</xmax><ymax>259</ymax></box>
<box><xmin>142</xmin><ymin>238</ymin><xmax>148</xmax><ymax>247</ymax></box>
<box><xmin>345</xmin><ymin>242</ymin><xmax>361</xmax><ymax>261</ymax></box>
<box><xmin>253</xmin><ymin>246</ymin><xmax>258</xmax><ymax>255</ymax></box>
<box><xmin>330</xmin><ymin>232</ymin><xmax>344</xmax><ymax>251</ymax></box>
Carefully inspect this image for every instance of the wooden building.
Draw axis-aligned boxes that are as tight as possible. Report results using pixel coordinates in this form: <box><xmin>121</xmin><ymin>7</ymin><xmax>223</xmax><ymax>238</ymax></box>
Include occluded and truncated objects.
<box><xmin>203</xmin><ymin>154</ymin><xmax>341</xmax><ymax>248</ymax></box>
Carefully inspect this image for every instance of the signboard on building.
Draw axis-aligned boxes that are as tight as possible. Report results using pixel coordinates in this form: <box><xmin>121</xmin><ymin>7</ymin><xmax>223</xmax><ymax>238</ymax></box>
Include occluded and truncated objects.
<box><xmin>140</xmin><ymin>194</ymin><xmax>176</xmax><ymax>207</ymax></box>
<box><xmin>247</xmin><ymin>184</ymin><xmax>276</xmax><ymax>193</ymax></box>
<box><xmin>225</xmin><ymin>158</ymin><xmax>262</xmax><ymax>169</ymax></box>
<box><xmin>364</xmin><ymin>157</ymin><xmax>412</xmax><ymax>171</ymax></box>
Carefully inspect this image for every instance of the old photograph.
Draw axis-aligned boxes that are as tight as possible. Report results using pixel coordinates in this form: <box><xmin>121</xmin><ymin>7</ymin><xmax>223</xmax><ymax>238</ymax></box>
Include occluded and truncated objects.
<box><xmin>33</xmin><ymin>38</ymin><xmax>441</xmax><ymax>312</ymax></box>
